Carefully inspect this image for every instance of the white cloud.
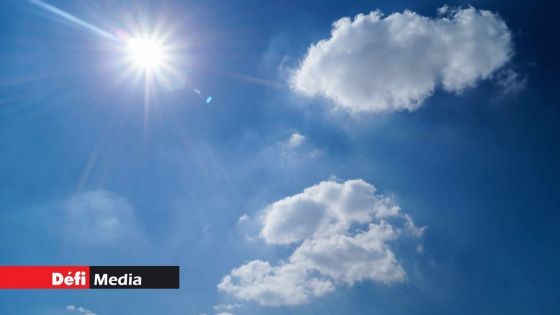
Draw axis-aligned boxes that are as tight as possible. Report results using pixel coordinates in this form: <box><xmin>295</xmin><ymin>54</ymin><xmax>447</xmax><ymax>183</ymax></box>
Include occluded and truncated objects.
<box><xmin>238</xmin><ymin>214</ymin><xmax>250</xmax><ymax>224</ymax></box>
<box><xmin>289</xmin><ymin>222</ymin><xmax>406</xmax><ymax>284</ymax></box>
<box><xmin>219</xmin><ymin>179</ymin><xmax>424</xmax><ymax>305</ymax></box>
<box><xmin>260</xmin><ymin>180</ymin><xmax>404</xmax><ymax>245</ymax></box>
<box><xmin>291</xmin><ymin>6</ymin><xmax>514</xmax><ymax>113</ymax></box>
<box><xmin>213</xmin><ymin>304</ymin><xmax>242</xmax><ymax>311</ymax></box>
<box><xmin>253</xmin><ymin>133</ymin><xmax>321</xmax><ymax>170</ymax></box>
<box><xmin>281</xmin><ymin>132</ymin><xmax>322</xmax><ymax>161</ymax></box>
<box><xmin>62</xmin><ymin>190</ymin><xmax>142</xmax><ymax>245</ymax></box>
<box><xmin>218</xmin><ymin>260</ymin><xmax>334</xmax><ymax>306</ymax></box>
<box><xmin>287</xmin><ymin>132</ymin><xmax>306</xmax><ymax>148</ymax></box>
<box><xmin>496</xmin><ymin>68</ymin><xmax>527</xmax><ymax>94</ymax></box>
<box><xmin>66</xmin><ymin>305</ymin><xmax>97</xmax><ymax>315</ymax></box>
<box><xmin>201</xmin><ymin>303</ymin><xmax>242</xmax><ymax>315</ymax></box>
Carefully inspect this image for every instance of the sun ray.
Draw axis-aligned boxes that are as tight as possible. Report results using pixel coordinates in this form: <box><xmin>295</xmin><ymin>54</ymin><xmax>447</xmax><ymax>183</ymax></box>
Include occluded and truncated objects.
<box><xmin>28</xmin><ymin>0</ymin><xmax>117</xmax><ymax>41</ymax></box>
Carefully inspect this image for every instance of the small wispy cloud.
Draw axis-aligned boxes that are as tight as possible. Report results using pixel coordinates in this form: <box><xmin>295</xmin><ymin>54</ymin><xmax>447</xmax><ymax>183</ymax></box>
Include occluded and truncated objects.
<box><xmin>66</xmin><ymin>305</ymin><xmax>97</xmax><ymax>315</ymax></box>
<box><xmin>237</xmin><ymin>214</ymin><xmax>250</xmax><ymax>224</ymax></box>
<box><xmin>286</xmin><ymin>132</ymin><xmax>306</xmax><ymax>148</ymax></box>
<box><xmin>282</xmin><ymin>133</ymin><xmax>322</xmax><ymax>160</ymax></box>
<box><xmin>497</xmin><ymin>68</ymin><xmax>527</xmax><ymax>95</ymax></box>
<box><xmin>251</xmin><ymin>132</ymin><xmax>322</xmax><ymax>170</ymax></box>
<box><xmin>61</xmin><ymin>190</ymin><xmax>143</xmax><ymax>246</ymax></box>
<box><xmin>213</xmin><ymin>303</ymin><xmax>242</xmax><ymax>311</ymax></box>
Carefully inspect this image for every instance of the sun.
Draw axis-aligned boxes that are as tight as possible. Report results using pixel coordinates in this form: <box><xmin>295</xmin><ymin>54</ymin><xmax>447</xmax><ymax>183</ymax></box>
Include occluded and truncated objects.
<box><xmin>125</xmin><ymin>36</ymin><xmax>169</xmax><ymax>72</ymax></box>
<box><xmin>118</xmin><ymin>29</ymin><xmax>183</xmax><ymax>92</ymax></box>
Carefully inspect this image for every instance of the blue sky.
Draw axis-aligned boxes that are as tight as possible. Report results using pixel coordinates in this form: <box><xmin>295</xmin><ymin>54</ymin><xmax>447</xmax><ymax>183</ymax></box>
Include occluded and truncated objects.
<box><xmin>1</xmin><ymin>0</ymin><xmax>559</xmax><ymax>314</ymax></box>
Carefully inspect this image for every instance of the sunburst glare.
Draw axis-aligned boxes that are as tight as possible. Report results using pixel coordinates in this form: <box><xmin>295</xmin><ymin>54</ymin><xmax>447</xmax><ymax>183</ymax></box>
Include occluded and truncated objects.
<box><xmin>126</xmin><ymin>36</ymin><xmax>168</xmax><ymax>71</ymax></box>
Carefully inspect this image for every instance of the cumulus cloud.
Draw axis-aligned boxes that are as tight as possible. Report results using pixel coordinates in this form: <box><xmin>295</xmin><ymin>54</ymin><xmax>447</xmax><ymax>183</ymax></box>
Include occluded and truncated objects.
<box><xmin>219</xmin><ymin>259</ymin><xmax>334</xmax><ymax>306</ymax></box>
<box><xmin>218</xmin><ymin>179</ymin><xmax>424</xmax><ymax>306</ymax></box>
<box><xmin>291</xmin><ymin>6</ymin><xmax>514</xmax><ymax>113</ymax></box>
<box><xmin>66</xmin><ymin>305</ymin><xmax>97</xmax><ymax>315</ymax></box>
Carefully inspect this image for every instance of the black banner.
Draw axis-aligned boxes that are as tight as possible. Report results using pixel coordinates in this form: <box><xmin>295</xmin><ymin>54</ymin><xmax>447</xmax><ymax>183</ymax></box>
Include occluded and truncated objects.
<box><xmin>89</xmin><ymin>266</ymin><xmax>179</xmax><ymax>289</ymax></box>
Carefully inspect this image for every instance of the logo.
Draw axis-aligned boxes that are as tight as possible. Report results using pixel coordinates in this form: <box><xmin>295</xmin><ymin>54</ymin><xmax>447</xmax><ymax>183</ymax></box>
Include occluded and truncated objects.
<box><xmin>52</xmin><ymin>271</ymin><xmax>87</xmax><ymax>287</ymax></box>
<box><xmin>0</xmin><ymin>266</ymin><xmax>179</xmax><ymax>289</ymax></box>
<box><xmin>93</xmin><ymin>273</ymin><xmax>142</xmax><ymax>286</ymax></box>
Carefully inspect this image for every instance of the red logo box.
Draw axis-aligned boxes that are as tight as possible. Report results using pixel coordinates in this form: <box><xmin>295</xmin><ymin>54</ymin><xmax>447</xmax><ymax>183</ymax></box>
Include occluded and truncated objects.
<box><xmin>0</xmin><ymin>266</ymin><xmax>90</xmax><ymax>289</ymax></box>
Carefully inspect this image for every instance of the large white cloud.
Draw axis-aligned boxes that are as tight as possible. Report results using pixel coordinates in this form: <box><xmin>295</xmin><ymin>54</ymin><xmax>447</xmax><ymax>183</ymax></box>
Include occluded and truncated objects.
<box><xmin>291</xmin><ymin>6</ymin><xmax>514</xmax><ymax>113</ymax></box>
<box><xmin>218</xmin><ymin>180</ymin><xmax>424</xmax><ymax>306</ymax></box>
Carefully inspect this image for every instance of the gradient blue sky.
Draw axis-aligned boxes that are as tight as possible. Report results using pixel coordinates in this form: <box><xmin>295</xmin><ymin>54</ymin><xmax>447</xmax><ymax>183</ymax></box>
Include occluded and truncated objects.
<box><xmin>1</xmin><ymin>0</ymin><xmax>559</xmax><ymax>314</ymax></box>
